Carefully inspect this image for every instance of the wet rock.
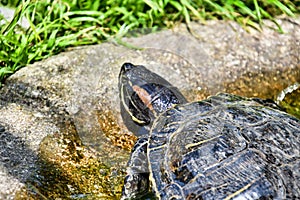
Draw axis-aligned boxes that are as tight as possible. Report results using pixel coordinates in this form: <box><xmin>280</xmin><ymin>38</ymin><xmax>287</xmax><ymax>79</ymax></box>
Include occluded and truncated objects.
<box><xmin>0</xmin><ymin>18</ymin><xmax>299</xmax><ymax>199</ymax></box>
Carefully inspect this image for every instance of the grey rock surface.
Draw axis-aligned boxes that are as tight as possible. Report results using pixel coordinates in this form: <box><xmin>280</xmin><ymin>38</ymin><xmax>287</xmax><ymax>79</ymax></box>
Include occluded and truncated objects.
<box><xmin>0</xmin><ymin>18</ymin><xmax>299</xmax><ymax>198</ymax></box>
<box><xmin>0</xmin><ymin>6</ymin><xmax>30</xmax><ymax>28</ymax></box>
<box><xmin>123</xmin><ymin>18</ymin><xmax>300</xmax><ymax>99</ymax></box>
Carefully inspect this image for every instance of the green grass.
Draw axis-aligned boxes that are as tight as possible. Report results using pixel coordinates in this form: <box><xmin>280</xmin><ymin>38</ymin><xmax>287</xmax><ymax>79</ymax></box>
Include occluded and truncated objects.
<box><xmin>0</xmin><ymin>0</ymin><xmax>299</xmax><ymax>85</ymax></box>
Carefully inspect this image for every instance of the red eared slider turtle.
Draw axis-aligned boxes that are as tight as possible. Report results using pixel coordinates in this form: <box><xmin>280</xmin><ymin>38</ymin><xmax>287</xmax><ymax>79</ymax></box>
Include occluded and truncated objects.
<box><xmin>118</xmin><ymin>63</ymin><xmax>300</xmax><ymax>200</ymax></box>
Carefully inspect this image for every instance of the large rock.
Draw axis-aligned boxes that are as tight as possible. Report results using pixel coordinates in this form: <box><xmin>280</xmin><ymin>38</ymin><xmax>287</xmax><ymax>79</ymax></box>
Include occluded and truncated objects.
<box><xmin>0</xmin><ymin>18</ymin><xmax>299</xmax><ymax>199</ymax></box>
<box><xmin>123</xmin><ymin>18</ymin><xmax>300</xmax><ymax>99</ymax></box>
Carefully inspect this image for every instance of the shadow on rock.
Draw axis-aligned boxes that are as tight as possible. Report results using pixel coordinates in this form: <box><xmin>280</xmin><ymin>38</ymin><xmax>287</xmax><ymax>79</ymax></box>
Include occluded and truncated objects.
<box><xmin>0</xmin><ymin>123</ymin><xmax>39</xmax><ymax>196</ymax></box>
<box><xmin>0</xmin><ymin>81</ymin><xmax>126</xmax><ymax>199</ymax></box>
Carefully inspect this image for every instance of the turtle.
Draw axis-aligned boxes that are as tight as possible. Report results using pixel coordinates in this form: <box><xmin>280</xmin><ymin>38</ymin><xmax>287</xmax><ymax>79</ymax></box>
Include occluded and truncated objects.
<box><xmin>118</xmin><ymin>62</ymin><xmax>300</xmax><ymax>200</ymax></box>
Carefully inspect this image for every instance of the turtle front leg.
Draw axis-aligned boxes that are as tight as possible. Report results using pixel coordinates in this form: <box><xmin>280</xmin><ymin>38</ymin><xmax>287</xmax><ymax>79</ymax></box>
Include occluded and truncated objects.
<box><xmin>121</xmin><ymin>137</ymin><xmax>151</xmax><ymax>200</ymax></box>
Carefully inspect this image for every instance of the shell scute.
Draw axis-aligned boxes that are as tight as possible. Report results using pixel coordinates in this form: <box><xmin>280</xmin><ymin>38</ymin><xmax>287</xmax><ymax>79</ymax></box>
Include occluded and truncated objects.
<box><xmin>148</xmin><ymin>93</ymin><xmax>300</xmax><ymax>199</ymax></box>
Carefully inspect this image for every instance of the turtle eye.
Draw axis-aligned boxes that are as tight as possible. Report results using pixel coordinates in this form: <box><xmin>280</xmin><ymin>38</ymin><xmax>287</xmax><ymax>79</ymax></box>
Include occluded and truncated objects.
<box><xmin>121</xmin><ymin>62</ymin><xmax>136</xmax><ymax>73</ymax></box>
<box><xmin>129</xmin><ymin>92</ymin><xmax>151</xmax><ymax>126</ymax></box>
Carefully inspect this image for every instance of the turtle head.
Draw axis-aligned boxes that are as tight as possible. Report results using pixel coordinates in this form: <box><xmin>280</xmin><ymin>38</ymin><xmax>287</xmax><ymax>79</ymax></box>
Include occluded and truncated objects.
<box><xmin>119</xmin><ymin>63</ymin><xmax>187</xmax><ymax>136</ymax></box>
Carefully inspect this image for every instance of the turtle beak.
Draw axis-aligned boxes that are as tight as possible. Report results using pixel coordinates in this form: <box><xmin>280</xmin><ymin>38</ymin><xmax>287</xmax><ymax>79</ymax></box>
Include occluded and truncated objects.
<box><xmin>119</xmin><ymin>62</ymin><xmax>136</xmax><ymax>89</ymax></box>
<box><xmin>119</xmin><ymin>68</ymin><xmax>152</xmax><ymax>127</ymax></box>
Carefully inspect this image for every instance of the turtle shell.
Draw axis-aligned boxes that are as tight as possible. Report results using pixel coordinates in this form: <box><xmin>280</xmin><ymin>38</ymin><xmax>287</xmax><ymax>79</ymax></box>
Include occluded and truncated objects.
<box><xmin>148</xmin><ymin>93</ymin><xmax>300</xmax><ymax>199</ymax></box>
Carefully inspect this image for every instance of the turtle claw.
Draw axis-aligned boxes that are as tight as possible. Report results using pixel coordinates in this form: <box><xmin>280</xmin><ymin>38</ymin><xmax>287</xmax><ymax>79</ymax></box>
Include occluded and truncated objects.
<box><xmin>121</xmin><ymin>173</ymin><xmax>149</xmax><ymax>200</ymax></box>
<box><xmin>121</xmin><ymin>137</ymin><xmax>151</xmax><ymax>199</ymax></box>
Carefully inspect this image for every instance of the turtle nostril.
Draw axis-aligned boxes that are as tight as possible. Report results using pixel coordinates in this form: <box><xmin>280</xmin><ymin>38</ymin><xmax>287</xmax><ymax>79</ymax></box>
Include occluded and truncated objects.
<box><xmin>121</xmin><ymin>63</ymin><xmax>136</xmax><ymax>73</ymax></box>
